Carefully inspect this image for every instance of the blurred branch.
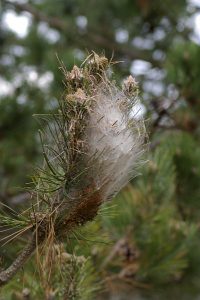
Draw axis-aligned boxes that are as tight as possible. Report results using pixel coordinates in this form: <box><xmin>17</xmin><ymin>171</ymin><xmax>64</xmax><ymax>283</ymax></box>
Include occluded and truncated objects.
<box><xmin>3</xmin><ymin>0</ymin><xmax>65</xmax><ymax>30</ymax></box>
<box><xmin>3</xmin><ymin>0</ymin><xmax>161</xmax><ymax>67</ymax></box>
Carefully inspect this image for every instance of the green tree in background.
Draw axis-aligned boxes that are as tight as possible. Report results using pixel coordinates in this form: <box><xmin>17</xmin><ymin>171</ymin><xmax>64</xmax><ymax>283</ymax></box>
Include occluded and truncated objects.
<box><xmin>1</xmin><ymin>0</ymin><xmax>200</xmax><ymax>299</ymax></box>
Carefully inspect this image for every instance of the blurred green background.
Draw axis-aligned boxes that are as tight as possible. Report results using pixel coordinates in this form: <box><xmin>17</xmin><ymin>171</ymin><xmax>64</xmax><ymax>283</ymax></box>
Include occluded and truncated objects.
<box><xmin>1</xmin><ymin>0</ymin><xmax>200</xmax><ymax>299</ymax></box>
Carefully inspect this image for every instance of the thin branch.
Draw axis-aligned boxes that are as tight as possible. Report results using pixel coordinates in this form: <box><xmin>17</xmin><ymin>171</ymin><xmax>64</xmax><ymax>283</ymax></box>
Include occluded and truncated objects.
<box><xmin>0</xmin><ymin>234</ymin><xmax>39</xmax><ymax>286</ymax></box>
<box><xmin>3</xmin><ymin>0</ymin><xmax>66</xmax><ymax>30</ymax></box>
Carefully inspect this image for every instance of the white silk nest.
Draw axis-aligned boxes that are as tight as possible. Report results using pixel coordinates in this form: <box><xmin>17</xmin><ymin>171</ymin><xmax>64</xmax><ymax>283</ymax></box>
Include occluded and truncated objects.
<box><xmin>84</xmin><ymin>82</ymin><xmax>146</xmax><ymax>201</ymax></box>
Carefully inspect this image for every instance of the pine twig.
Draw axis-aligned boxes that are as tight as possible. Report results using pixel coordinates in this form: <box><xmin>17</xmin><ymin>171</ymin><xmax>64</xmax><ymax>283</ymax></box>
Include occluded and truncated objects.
<box><xmin>0</xmin><ymin>52</ymin><xmax>146</xmax><ymax>289</ymax></box>
<box><xmin>0</xmin><ymin>235</ymin><xmax>38</xmax><ymax>286</ymax></box>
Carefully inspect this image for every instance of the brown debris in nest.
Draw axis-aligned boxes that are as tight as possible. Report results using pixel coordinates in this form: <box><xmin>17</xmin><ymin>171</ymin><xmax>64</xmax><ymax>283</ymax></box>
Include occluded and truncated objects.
<box><xmin>59</xmin><ymin>187</ymin><xmax>102</xmax><ymax>237</ymax></box>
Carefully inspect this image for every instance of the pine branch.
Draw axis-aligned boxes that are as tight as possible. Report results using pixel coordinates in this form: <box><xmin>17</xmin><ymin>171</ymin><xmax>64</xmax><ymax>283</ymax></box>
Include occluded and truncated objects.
<box><xmin>3</xmin><ymin>0</ymin><xmax>65</xmax><ymax>30</ymax></box>
<box><xmin>0</xmin><ymin>235</ymin><xmax>37</xmax><ymax>286</ymax></box>
<box><xmin>0</xmin><ymin>53</ymin><xmax>146</xmax><ymax>288</ymax></box>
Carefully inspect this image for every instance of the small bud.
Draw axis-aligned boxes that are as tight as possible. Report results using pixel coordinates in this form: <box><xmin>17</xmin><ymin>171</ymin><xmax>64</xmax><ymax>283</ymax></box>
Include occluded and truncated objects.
<box><xmin>123</xmin><ymin>75</ymin><xmax>138</xmax><ymax>97</ymax></box>
<box><xmin>22</xmin><ymin>288</ymin><xmax>30</xmax><ymax>298</ymax></box>
<box><xmin>74</xmin><ymin>88</ymin><xmax>87</xmax><ymax>102</ymax></box>
<box><xmin>85</xmin><ymin>52</ymin><xmax>109</xmax><ymax>73</ymax></box>
<box><xmin>67</xmin><ymin>88</ymin><xmax>87</xmax><ymax>103</ymax></box>
<box><xmin>70</xmin><ymin>65</ymin><xmax>83</xmax><ymax>80</ymax></box>
<box><xmin>66</xmin><ymin>65</ymin><xmax>83</xmax><ymax>89</ymax></box>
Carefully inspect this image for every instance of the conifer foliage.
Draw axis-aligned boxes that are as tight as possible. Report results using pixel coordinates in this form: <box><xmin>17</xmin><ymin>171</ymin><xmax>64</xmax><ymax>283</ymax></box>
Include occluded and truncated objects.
<box><xmin>1</xmin><ymin>0</ymin><xmax>200</xmax><ymax>299</ymax></box>
<box><xmin>0</xmin><ymin>53</ymin><xmax>145</xmax><ymax>298</ymax></box>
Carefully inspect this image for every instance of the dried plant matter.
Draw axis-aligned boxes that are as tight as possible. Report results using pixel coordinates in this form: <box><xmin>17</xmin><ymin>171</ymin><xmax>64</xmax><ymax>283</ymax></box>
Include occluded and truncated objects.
<box><xmin>0</xmin><ymin>52</ymin><xmax>146</xmax><ymax>286</ymax></box>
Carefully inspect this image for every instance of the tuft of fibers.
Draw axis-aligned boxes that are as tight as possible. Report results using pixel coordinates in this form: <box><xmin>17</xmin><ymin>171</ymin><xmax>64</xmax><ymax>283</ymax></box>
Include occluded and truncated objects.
<box><xmin>85</xmin><ymin>81</ymin><xmax>146</xmax><ymax>201</ymax></box>
<box><xmin>57</xmin><ymin>53</ymin><xmax>147</xmax><ymax>221</ymax></box>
